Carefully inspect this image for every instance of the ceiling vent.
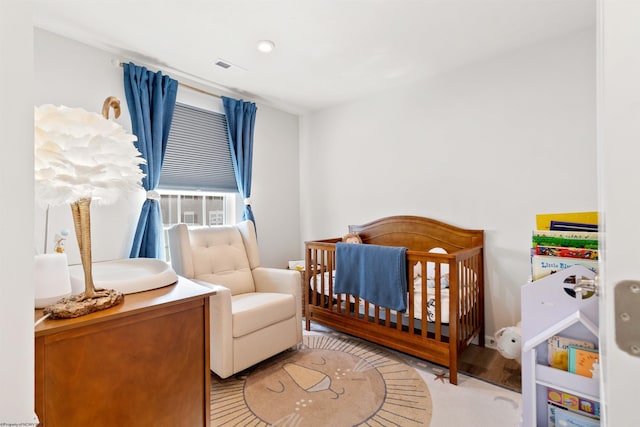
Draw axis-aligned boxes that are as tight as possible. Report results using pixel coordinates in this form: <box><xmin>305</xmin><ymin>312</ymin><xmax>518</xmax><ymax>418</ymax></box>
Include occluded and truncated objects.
<box><xmin>213</xmin><ymin>58</ymin><xmax>247</xmax><ymax>72</ymax></box>
<box><xmin>214</xmin><ymin>60</ymin><xmax>231</xmax><ymax>69</ymax></box>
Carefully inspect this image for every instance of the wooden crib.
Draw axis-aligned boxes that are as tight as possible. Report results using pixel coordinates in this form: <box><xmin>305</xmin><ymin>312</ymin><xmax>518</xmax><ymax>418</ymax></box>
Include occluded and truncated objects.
<box><xmin>304</xmin><ymin>215</ymin><xmax>484</xmax><ymax>384</ymax></box>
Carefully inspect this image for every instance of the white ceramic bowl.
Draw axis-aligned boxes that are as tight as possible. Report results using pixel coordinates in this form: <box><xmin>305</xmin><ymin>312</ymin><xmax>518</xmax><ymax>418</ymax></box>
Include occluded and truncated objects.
<box><xmin>68</xmin><ymin>258</ymin><xmax>178</xmax><ymax>295</ymax></box>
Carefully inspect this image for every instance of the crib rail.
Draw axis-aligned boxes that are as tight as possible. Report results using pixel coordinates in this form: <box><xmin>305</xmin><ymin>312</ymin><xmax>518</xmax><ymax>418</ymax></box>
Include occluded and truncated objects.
<box><xmin>304</xmin><ymin>239</ymin><xmax>484</xmax><ymax>384</ymax></box>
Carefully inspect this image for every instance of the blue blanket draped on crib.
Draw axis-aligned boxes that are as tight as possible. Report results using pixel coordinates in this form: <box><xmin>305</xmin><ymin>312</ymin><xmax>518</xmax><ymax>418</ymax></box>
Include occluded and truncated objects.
<box><xmin>334</xmin><ymin>242</ymin><xmax>407</xmax><ymax>312</ymax></box>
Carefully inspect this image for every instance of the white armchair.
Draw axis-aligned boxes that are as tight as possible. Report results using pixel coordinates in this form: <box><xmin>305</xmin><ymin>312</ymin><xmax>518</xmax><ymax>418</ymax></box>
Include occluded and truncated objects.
<box><xmin>167</xmin><ymin>220</ymin><xmax>302</xmax><ymax>378</ymax></box>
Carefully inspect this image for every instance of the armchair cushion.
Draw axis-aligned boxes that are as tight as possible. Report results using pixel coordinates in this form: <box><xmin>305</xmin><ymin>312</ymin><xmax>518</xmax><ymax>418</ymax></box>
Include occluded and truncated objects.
<box><xmin>232</xmin><ymin>292</ymin><xmax>296</xmax><ymax>337</ymax></box>
<box><xmin>189</xmin><ymin>225</ymin><xmax>255</xmax><ymax>295</ymax></box>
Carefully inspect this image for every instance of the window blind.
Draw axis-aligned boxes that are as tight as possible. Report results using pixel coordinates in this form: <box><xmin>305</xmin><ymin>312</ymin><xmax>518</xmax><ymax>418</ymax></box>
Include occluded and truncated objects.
<box><xmin>159</xmin><ymin>103</ymin><xmax>238</xmax><ymax>192</ymax></box>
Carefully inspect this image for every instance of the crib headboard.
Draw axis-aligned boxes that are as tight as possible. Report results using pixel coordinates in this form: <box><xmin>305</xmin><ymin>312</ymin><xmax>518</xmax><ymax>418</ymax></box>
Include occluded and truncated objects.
<box><xmin>348</xmin><ymin>215</ymin><xmax>483</xmax><ymax>253</ymax></box>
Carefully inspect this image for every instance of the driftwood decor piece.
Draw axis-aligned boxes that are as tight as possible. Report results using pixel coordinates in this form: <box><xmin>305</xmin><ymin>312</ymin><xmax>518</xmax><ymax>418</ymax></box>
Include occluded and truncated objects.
<box><xmin>43</xmin><ymin>198</ymin><xmax>124</xmax><ymax>319</ymax></box>
<box><xmin>43</xmin><ymin>289</ymin><xmax>124</xmax><ymax>319</ymax></box>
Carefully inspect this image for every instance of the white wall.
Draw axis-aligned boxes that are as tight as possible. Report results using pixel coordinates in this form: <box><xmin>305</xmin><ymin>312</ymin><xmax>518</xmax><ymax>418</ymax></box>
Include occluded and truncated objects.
<box><xmin>252</xmin><ymin>106</ymin><xmax>301</xmax><ymax>267</ymax></box>
<box><xmin>0</xmin><ymin>1</ymin><xmax>35</xmax><ymax>423</ymax></box>
<box><xmin>34</xmin><ymin>28</ymin><xmax>300</xmax><ymax>268</ymax></box>
<box><xmin>300</xmin><ymin>28</ymin><xmax>597</xmax><ymax>336</ymax></box>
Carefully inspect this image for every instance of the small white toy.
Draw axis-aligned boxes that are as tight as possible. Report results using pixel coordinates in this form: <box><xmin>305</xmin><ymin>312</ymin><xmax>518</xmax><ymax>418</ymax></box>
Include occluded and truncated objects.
<box><xmin>495</xmin><ymin>321</ymin><xmax>522</xmax><ymax>363</ymax></box>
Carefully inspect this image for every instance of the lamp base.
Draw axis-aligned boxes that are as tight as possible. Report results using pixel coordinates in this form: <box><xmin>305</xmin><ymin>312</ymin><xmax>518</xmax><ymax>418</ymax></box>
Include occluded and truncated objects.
<box><xmin>43</xmin><ymin>289</ymin><xmax>124</xmax><ymax>319</ymax></box>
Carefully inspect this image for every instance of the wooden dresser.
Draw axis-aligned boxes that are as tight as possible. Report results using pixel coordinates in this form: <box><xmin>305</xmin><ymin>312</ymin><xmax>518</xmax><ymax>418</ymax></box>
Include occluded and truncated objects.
<box><xmin>34</xmin><ymin>277</ymin><xmax>215</xmax><ymax>427</ymax></box>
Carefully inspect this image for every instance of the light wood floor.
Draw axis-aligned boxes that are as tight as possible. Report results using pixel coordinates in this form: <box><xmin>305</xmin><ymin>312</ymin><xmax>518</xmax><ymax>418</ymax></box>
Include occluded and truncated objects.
<box><xmin>458</xmin><ymin>344</ymin><xmax>521</xmax><ymax>392</ymax></box>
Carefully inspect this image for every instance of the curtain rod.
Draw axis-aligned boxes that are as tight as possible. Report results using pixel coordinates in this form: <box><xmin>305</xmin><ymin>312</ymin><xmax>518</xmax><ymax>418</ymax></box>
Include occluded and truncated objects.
<box><xmin>118</xmin><ymin>62</ymin><xmax>222</xmax><ymax>100</ymax></box>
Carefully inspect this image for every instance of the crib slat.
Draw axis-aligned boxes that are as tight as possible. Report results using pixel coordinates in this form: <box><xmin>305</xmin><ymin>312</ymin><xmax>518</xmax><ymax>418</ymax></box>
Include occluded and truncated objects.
<box><xmin>469</xmin><ymin>260</ymin><xmax>473</xmax><ymax>339</ymax></box>
<box><xmin>459</xmin><ymin>260</ymin><xmax>465</xmax><ymax>343</ymax></box>
<box><xmin>322</xmin><ymin>250</ymin><xmax>326</xmax><ymax>308</ymax></box>
<box><xmin>407</xmin><ymin>262</ymin><xmax>414</xmax><ymax>335</ymax></box>
<box><xmin>420</xmin><ymin>260</ymin><xmax>428</xmax><ymax>339</ymax></box>
<box><xmin>435</xmin><ymin>261</ymin><xmax>442</xmax><ymax>342</ymax></box>
<box><xmin>469</xmin><ymin>257</ymin><xmax>476</xmax><ymax>339</ymax></box>
<box><xmin>310</xmin><ymin>248</ymin><xmax>318</xmax><ymax>307</ymax></box>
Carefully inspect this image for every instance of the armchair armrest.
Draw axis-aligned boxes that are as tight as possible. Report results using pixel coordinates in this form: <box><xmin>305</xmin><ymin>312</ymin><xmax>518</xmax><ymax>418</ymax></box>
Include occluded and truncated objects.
<box><xmin>192</xmin><ymin>280</ymin><xmax>228</xmax><ymax>294</ymax></box>
<box><xmin>252</xmin><ymin>267</ymin><xmax>300</xmax><ymax>297</ymax></box>
<box><xmin>193</xmin><ymin>281</ymin><xmax>234</xmax><ymax>377</ymax></box>
<box><xmin>252</xmin><ymin>267</ymin><xmax>302</xmax><ymax>342</ymax></box>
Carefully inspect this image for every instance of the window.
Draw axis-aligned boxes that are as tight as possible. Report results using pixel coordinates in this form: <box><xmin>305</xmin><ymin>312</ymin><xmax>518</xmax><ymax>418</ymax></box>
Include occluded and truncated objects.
<box><xmin>159</xmin><ymin>189</ymin><xmax>236</xmax><ymax>262</ymax></box>
<box><xmin>158</xmin><ymin>101</ymin><xmax>238</xmax><ymax>227</ymax></box>
<box><xmin>158</xmin><ymin>102</ymin><xmax>238</xmax><ymax>260</ymax></box>
<box><xmin>158</xmin><ymin>189</ymin><xmax>235</xmax><ymax>228</ymax></box>
<box><xmin>209</xmin><ymin>210</ymin><xmax>223</xmax><ymax>226</ymax></box>
<box><xmin>183</xmin><ymin>211</ymin><xmax>196</xmax><ymax>225</ymax></box>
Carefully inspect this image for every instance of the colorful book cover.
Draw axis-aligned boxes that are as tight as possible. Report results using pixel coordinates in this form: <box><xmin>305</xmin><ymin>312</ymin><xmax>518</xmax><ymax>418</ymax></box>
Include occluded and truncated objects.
<box><xmin>533</xmin><ymin>229</ymin><xmax>599</xmax><ymax>240</ymax></box>
<box><xmin>550</xmin><ymin>220</ymin><xmax>599</xmax><ymax>232</ymax></box>
<box><xmin>535</xmin><ymin>245</ymin><xmax>598</xmax><ymax>260</ymax></box>
<box><xmin>552</xmin><ymin>404</ymin><xmax>600</xmax><ymax>427</ymax></box>
<box><xmin>547</xmin><ymin>336</ymin><xmax>596</xmax><ymax>371</ymax></box>
<box><xmin>531</xmin><ymin>235</ymin><xmax>599</xmax><ymax>250</ymax></box>
<box><xmin>547</xmin><ymin>387</ymin><xmax>600</xmax><ymax>418</ymax></box>
<box><xmin>568</xmin><ymin>346</ymin><xmax>600</xmax><ymax>378</ymax></box>
<box><xmin>536</xmin><ymin>212</ymin><xmax>598</xmax><ymax>230</ymax></box>
<box><xmin>532</xmin><ymin>255</ymin><xmax>599</xmax><ymax>281</ymax></box>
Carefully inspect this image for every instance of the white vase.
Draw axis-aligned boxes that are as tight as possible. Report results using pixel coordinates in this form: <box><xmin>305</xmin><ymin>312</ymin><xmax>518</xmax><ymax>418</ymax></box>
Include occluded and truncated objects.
<box><xmin>34</xmin><ymin>253</ymin><xmax>72</xmax><ymax>309</ymax></box>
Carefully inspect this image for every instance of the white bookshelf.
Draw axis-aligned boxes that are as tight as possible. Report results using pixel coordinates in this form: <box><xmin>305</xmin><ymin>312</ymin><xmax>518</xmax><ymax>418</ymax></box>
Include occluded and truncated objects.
<box><xmin>521</xmin><ymin>265</ymin><xmax>600</xmax><ymax>426</ymax></box>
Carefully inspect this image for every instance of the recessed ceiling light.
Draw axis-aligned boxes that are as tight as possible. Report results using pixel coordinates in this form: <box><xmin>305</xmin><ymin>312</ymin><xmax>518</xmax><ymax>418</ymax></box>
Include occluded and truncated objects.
<box><xmin>256</xmin><ymin>40</ymin><xmax>275</xmax><ymax>53</ymax></box>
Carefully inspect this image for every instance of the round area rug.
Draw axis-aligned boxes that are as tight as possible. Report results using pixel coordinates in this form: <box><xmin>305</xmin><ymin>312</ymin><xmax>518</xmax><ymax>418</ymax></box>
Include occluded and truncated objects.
<box><xmin>211</xmin><ymin>333</ymin><xmax>432</xmax><ymax>426</ymax></box>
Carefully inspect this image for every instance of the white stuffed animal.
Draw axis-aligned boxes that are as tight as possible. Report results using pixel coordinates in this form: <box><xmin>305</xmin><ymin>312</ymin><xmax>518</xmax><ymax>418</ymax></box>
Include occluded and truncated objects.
<box><xmin>494</xmin><ymin>321</ymin><xmax>522</xmax><ymax>363</ymax></box>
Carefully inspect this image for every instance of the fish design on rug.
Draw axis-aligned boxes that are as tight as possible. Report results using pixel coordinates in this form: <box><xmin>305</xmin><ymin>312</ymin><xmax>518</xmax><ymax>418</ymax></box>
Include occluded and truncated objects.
<box><xmin>280</xmin><ymin>362</ymin><xmax>345</xmax><ymax>399</ymax></box>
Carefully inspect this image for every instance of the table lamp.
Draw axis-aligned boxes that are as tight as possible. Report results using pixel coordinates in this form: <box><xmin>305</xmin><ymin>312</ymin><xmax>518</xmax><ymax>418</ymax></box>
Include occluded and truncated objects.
<box><xmin>34</xmin><ymin>97</ymin><xmax>145</xmax><ymax>318</ymax></box>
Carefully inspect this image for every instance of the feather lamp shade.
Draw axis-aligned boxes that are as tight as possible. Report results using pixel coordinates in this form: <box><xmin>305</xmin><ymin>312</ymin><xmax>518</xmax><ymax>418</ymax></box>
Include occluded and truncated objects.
<box><xmin>34</xmin><ymin>104</ymin><xmax>145</xmax><ymax>207</ymax></box>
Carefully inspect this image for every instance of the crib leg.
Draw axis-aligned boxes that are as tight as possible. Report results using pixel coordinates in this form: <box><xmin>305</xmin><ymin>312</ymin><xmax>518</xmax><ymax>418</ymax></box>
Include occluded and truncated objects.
<box><xmin>449</xmin><ymin>342</ymin><xmax>459</xmax><ymax>385</ymax></box>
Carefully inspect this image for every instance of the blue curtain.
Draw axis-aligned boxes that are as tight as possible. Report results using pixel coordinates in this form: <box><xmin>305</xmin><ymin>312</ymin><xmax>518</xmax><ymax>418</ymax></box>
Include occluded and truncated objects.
<box><xmin>124</xmin><ymin>62</ymin><xmax>178</xmax><ymax>258</ymax></box>
<box><xmin>222</xmin><ymin>96</ymin><xmax>257</xmax><ymax>226</ymax></box>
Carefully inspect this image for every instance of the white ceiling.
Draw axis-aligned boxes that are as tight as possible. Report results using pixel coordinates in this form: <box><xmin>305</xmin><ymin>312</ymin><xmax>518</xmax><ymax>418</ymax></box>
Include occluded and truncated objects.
<box><xmin>32</xmin><ymin>0</ymin><xmax>594</xmax><ymax>114</ymax></box>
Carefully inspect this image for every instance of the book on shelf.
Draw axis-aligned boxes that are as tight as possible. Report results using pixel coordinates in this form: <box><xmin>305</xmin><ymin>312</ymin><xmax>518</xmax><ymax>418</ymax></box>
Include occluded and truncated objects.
<box><xmin>534</xmin><ymin>245</ymin><xmax>598</xmax><ymax>260</ymax></box>
<box><xmin>548</xmin><ymin>403</ymin><xmax>600</xmax><ymax>427</ymax></box>
<box><xmin>536</xmin><ymin>211</ymin><xmax>598</xmax><ymax>231</ymax></box>
<box><xmin>531</xmin><ymin>235</ymin><xmax>599</xmax><ymax>250</ymax></box>
<box><xmin>533</xmin><ymin>229</ymin><xmax>599</xmax><ymax>240</ymax></box>
<box><xmin>568</xmin><ymin>345</ymin><xmax>600</xmax><ymax>378</ymax></box>
<box><xmin>547</xmin><ymin>335</ymin><xmax>596</xmax><ymax>371</ymax></box>
<box><xmin>547</xmin><ymin>403</ymin><xmax>600</xmax><ymax>427</ymax></box>
<box><xmin>547</xmin><ymin>387</ymin><xmax>600</xmax><ymax>419</ymax></box>
<box><xmin>531</xmin><ymin>255</ymin><xmax>599</xmax><ymax>281</ymax></box>
<box><xmin>550</xmin><ymin>220</ymin><xmax>599</xmax><ymax>232</ymax></box>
